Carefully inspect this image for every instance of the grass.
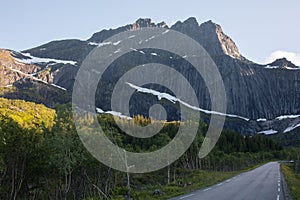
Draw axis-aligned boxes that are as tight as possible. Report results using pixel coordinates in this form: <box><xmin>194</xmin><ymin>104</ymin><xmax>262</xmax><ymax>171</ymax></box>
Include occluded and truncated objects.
<box><xmin>281</xmin><ymin>164</ymin><xmax>300</xmax><ymax>200</ymax></box>
<box><xmin>127</xmin><ymin>170</ymin><xmax>237</xmax><ymax>199</ymax></box>
<box><xmin>110</xmin><ymin>162</ymin><xmax>269</xmax><ymax>200</ymax></box>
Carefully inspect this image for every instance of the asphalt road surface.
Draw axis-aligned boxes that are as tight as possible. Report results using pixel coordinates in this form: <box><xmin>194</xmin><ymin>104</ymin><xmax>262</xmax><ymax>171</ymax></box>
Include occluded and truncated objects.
<box><xmin>171</xmin><ymin>162</ymin><xmax>284</xmax><ymax>200</ymax></box>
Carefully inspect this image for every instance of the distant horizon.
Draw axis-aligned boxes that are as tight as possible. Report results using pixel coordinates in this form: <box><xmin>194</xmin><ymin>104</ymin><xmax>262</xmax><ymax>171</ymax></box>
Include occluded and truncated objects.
<box><xmin>1</xmin><ymin>1</ymin><xmax>300</xmax><ymax>65</ymax></box>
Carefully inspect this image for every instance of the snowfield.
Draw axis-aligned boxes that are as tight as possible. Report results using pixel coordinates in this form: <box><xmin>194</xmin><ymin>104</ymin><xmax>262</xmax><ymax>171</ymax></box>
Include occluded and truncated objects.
<box><xmin>16</xmin><ymin>52</ymin><xmax>77</xmax><ymax>65</ymax></box>
<box><xmin>276</xmin><ymin>115</ymin><xmax>300</xmax><ymax>120</ymax></box>
<box><xmin>127</xmin><ymin>82</ymin><xmax>250</xmax><ymax>121</ymax></box>
<box><xmin>258</xmin><ymin>129</ymin><xmax>278</xmax><ymax>135</ymax></box>
<box><xmin>284</xmin><ymin>123</ymin><xmax>300</xmax><ymax>133</ymax></box>
<box><xmin>96</xmin><ymin>108</ymin><xmax>132</xmax><ymax>120</ymax></box>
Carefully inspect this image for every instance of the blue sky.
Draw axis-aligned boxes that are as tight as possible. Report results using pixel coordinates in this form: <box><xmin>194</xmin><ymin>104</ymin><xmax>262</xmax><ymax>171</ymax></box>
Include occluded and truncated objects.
<box><xmin>1</xmin><ymin>0</ymin><xmax>300</xmax><ymax>64</ymax></box>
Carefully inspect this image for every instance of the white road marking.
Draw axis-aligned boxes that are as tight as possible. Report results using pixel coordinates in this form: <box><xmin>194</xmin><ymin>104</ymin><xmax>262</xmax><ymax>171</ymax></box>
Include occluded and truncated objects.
<box><xmin>179</xmin><ymin>194</ymin><xmax>195</xmax><ymax>199</ymax></box>
<box><xmin>278</xmin><ymin>187</ymin><xmax>280</xmax><ymax>192</ymax></box>
<box><xmin>277</xmin><ymin>194</ymin><xmax>280</xmax><ymax>200</ymax></box>
<box><xmin>226</xmin><ymin>179</ymin><xmax>232</xmax><ymax>183</ymax></box>
<box><xmin>203</xmin><ymin>187</ymin><xmax>212</xmax><ymax>192</ymax></box>
<box><xmin>217</xmin><ymin>183</ymin><xmax>223</xmax><ymax>186</ymax></box>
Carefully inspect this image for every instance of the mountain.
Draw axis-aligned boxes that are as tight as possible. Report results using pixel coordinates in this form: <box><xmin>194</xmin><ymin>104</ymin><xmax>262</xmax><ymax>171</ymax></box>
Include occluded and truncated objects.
<box><xmin>171</xmin><ymin>18</ymin><xmax>244</xmax><ymax>60</ymax></box>
<box><xmin>88</xmin><ymin>18</ymin><xmax>167</xmax><ymax>43</ymax></box>
<box><xmin>0</xmin><ymin>17</ymin><xmax>299</xmax><ymax>135</ymax></box>
<box><xmin>266</xmin><ymin>58</ymin><xmax>300</xmax><ymax>69</ymax></box>
<box><xmin>0</xmin><ymin>49</ymin><xmax>71</xmax><ymax>107</ymax></box>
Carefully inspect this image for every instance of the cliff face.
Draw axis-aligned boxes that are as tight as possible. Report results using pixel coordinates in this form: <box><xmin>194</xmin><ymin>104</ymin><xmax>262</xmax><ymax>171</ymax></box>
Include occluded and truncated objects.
<box><xmin>170</xmin><ymin>18</ymin><xmax>299</xmax><ymax>119</ymax></box>
<box><xmin>88</xmin><ymin>18</ymin><xmax>168</xmax><ymax>43</ymax></box>
<box><xmin>224</xmin><ymin>61</ymin><xmax>299</xmax><ymax>119</ymax></box>
<box><xmin>0</xmin><ymin>49</ymin><xmax>40</xmax><ymax>87</ymax></box>
<box><xmin>172</xmin><ymin>18</ymin><xmax>243</xmax><ymax>60</ymax></box>
<box><xmin>0</xmin><ymin>49</ymin><xmax>70</xmax><ymax>106</ymax></box>
<box><xmin>1</xmin><ymin>17</ymin><xmax>299</xmax><ymax>134</ymax></box>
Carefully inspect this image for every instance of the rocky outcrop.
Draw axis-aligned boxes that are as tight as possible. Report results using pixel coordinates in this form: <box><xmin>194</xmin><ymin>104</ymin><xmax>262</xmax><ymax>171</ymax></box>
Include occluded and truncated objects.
<box><xmin>171</xmin><ymin>18</ymin><xmax>245</xmax><ymax>60</ymax></box>
<box><xmin>88</xmin><ymin>18</ymin><xmax>168</xmax><ymax>43</ymax></box>
<box><xmin>0</xmin><ymin>49</ymin><xmax>41</xmax><ymax>87</ymax></box>
<box><xmin>169</xmin><ymin>18</ymin><xmax>299</xmax><ymax>119</ymax></box>
<box><xmin>2</xmin><ymin>78</ymin><xmax>70</xmax><ymax>107</ymax></box>
<box><xmin>0</xmin><ymin>49</ymin><xmax>71</xmax><ymax>107</ymax></box>
<box><xmin>212</xmin><ymin>56</ymin><xmax>300</xmax><ymax>120</ymax></box>
<box><xmin>267</xmin><ymin>58</ymin><xmax>300</xmax><ymax>69</ymax></box>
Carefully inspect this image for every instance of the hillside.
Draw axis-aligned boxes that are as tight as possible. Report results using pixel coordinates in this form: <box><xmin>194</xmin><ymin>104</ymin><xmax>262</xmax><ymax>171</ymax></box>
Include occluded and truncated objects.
<box><xmin>0</xmin><ymin>17</ymin><xmax>299</xmax><ymax>135</ymax></box>
<box><xmin>0</xmin><ymin>97</ymin><xmax>56</xmax><ymax>130</ymax></box>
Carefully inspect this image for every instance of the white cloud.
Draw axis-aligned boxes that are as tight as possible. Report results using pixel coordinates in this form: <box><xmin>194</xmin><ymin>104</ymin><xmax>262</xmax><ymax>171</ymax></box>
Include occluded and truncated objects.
<box><xmin>265</xmin><ymin>50</ymin><xmax>300</xmax><ymax>66</ymax></box>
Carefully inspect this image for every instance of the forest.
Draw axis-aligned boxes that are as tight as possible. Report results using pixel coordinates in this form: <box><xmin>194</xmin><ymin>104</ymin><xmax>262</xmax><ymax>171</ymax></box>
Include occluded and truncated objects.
<box><xmin>0</xmin><ymin>97</ymin><xmax>299</xmax><ymax>199</ymax></box>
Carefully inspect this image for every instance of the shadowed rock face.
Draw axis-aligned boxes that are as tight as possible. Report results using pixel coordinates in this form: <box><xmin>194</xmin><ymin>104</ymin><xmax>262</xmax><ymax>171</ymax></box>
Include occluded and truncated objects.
<box><xmin>1</xmin><ymin>17</ymin><xmax>299</xmax><ymax>134</ymax></box>
<box><xmin>172</xmin><ymin>18</ymin><xmax>243</xmax><ymax>60</ymax></box>
<box><xmin>170</xmin><ymin>18</ymin><xmax>299</xmax><ymax>120</ymax></box>
<box><xmin>88</xmin><ymin>18</ymin><xmax>168</xmax><ymax>43</ymax></box>
<box><xmin>268</xmin><ymin>58</ymin><xmax>299</xmax><ymax>69</ymax></box>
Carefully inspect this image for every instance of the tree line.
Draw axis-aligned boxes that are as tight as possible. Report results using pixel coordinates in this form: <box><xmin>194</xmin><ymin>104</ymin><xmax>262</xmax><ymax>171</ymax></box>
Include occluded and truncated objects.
<box><xmin>0</xmin><ymin>99</ymin><xmax>298</xmax><ymax>199</ymax></box>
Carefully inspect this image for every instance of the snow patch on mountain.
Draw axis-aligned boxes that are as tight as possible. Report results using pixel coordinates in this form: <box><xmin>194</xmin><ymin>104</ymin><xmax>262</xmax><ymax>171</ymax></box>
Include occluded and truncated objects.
<box><xmin>88</xmin><ymin>42</ymin><xmax>99</xmax><ymax>46</ymax></box>
<box><xmin>126</xmin><ymin>82</ymin><xmax>250</xmax><ymax>121</ymax></box>
<box><xmin>114</xmin><ymin>49</ymin><xmax>121</xmax><ymax>54</ymax></box>
<box><xmin>51</xmin><ymin>84</ymin><xmax>67</xmax><ymax>91</ymax></box>
<box><xmin>284</xmin><ymin>123</ymin><xmax>300</xmax><ymax>133</ymax></box>
<box><xmin>6</xmin><ymin>66</ymin><xmax>67</xmax><ymax>91</ymax></box>
<box><xmin>276</xmin><ymin>115</ymin><xmax>300</xmax><ymax>120</ymax></box>
<box><xmin>258</xmin><ymin>129</ymin><xmax>278</xmax><ymax>135</ymax></box>
<box><xmin>264</xmin><ymin>65</ymin><xmax>300</xmax><ymax>70</ymax></box>
<box><xmin>96</xmin><ymin>108</ymin><xmax>132</xmax><ymax>120</ymax></box>
<box><xmin>256</xmin><ymin>118</ymin><xmax>267</xmax><ymax>122</ymax></box>
<box><xmin>265</xmin><ymin>65</ymin><xmax>280</xmax><ymax>69</ymax></box>
<box><xmin>113</xmin><ymin>40</ymin><xmax>122</xmax><ymax>46</ymax></box>
<box><xmin>16</xmin><ymin>53</ymin><xmax>77</xmax><ymax>65</ymax></box>
<box><xmin>162</xmin><ymin>30</ymin><xmax>170</xmax><ymax>35</ymax></box>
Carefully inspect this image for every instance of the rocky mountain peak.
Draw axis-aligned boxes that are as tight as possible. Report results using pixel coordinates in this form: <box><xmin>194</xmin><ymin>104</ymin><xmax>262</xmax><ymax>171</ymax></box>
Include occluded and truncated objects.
<box><xmin>157</xmin><ymin>21</ymin><xmax>168</xmax><ymax>28</ymax></box>
<box><xmin>181</xmin><ymin>17</ymin><xmax>199</xmax><ymax>27</ymax></box>
<box><xmin>132</xmin><ymin>18</ymin><xmax>167</xmax><ymax>30</ymax></box>
<box><xmin>88</xmin><ymin>18</ymin><xmax>168</xmax><ymax>43</ymax></box>
<box><xmin>269</xmin><ymin>58</ymin><xmax>299</xmax><ymax>69</ymax></box>
<box><xmin>171</xmin><ymin>19</ymin><xmax>243</xmax><ymax>60</ymax></box>
<box><xmin>88</xmin><ymin>17</ymin><xmax>243</xmax><ymax>59</ymax></box>
<box><xmin>132</xmin><ymin>18</ymin><xmax>153</xmax><ymax>30</ymax></box>
<box><xmin>171</xmin><ymin>17</ymin><xmax>199</xmax><ymax>31</ymax></box>
<box><xmin>198</xmin><ymin>20</ymin><xmax>242</xmax><ymax>59</ymax></box>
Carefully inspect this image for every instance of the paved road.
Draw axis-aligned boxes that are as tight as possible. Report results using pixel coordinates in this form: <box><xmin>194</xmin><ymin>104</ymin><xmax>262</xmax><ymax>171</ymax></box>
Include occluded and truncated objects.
<box><xmin>171</xmin><ymin>162</ymin><xmax>284</xmax><ymax>200</ymax></box>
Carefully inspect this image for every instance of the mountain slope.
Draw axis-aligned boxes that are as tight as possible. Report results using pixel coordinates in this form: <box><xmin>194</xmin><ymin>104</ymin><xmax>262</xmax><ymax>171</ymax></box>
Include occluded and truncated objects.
<box><xmin>0</xmin><ymin>97</ymin><xmax>56</xmax><ymax>130</ymax></box>
<box><xmin>0</xmin><ymin>49</ymin><xmax>71</xmax><ymax>107</ymax></box>
<box><xmin>171</xmin><ymin>18</ymin><xmax>245</xmax><ymax>60</ymax></box>
<box><xmin>0</xmin><ymin>17</ymin><xmax>299</xmax><ymax>135</ymax></box>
